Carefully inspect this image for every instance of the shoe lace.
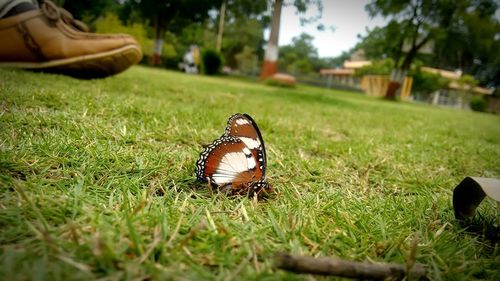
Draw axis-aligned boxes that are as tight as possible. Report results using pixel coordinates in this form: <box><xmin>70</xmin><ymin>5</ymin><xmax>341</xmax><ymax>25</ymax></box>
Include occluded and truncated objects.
<box><xmin>41</xmin><ymin>0</ymin><xmax>90</xmax><ymax>32</ymax></box>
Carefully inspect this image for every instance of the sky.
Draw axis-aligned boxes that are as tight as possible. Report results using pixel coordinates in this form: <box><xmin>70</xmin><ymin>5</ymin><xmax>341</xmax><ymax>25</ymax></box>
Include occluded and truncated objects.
<box><xmin>277</xmin><ymin>0</ymin><xmax>388</xmax><ymax>58</ymax></box>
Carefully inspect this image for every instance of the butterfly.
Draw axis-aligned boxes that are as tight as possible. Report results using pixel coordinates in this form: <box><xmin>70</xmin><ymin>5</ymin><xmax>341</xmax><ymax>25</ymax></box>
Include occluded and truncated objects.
<box><xmin>195</xmin><ymin>113</ymin><xmax>271</xmax><ymax>196</ymax></box>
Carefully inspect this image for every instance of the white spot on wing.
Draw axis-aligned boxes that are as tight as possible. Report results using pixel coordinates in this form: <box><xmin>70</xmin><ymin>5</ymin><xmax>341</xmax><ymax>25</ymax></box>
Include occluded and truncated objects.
<box><xmin>212</xmin><ymin>174</ymin><xmax>236</xmax><ymax>184</ymax></box>
<box><xmin>243</xmin><ymin>147</ymin><xmax>251</xmax><ymax>155</ymax></box>
<box><xmin>247</xmin><ymin>156</ymin><xmax>256</xmax><ymax>169</ymax></box>
<box><xmin>239</xmin><ymin>137</ymin><xmax>260</xmax><ymax>149</ymax></box>
<box><xmin>236</xmin><ymin>119</ymin><xmax>249</xmax><ymax>125</ymax></box>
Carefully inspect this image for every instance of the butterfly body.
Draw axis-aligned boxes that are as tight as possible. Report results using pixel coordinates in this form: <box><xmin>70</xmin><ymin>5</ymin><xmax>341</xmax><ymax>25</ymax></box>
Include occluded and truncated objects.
<box><xmin>195</xmin><ymin>114</ymin><xmax>270</xmax><ymax>195</ymax></box>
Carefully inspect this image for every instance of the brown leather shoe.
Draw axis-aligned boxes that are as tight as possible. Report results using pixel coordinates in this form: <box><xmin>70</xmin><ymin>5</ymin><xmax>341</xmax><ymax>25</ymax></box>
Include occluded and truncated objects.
<box><xmin>0</xmin><ymin>1</ymin><xmax>142</xmax><ymax>79</ymax></box>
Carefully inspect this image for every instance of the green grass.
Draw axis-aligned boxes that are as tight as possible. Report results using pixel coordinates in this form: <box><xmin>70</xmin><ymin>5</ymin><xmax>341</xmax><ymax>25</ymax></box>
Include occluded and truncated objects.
<box><xmin>1</xmin><ymin>66</ymin><xmax>499</xmax><ymax>280</ymax></box>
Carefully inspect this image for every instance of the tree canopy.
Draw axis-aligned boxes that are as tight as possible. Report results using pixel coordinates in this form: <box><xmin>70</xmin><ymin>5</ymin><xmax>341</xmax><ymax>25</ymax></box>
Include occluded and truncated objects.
<box><xmin>57</xmin><ymin>0</ymin><xmax>498</xmax><ymax>94</ymax></box>
<box><xmin>362</xmin><ymin>0</ymin><xmax>499</xmax><ymax>97</ymax></box>
<box><xmin>279</xmin><ymin>33</ymin><xmax>326</xmax><ymax>75</ymax></box>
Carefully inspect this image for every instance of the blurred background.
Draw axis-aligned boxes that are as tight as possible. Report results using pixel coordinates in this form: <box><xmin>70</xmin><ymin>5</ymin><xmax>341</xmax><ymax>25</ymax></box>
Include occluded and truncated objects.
<box><xmin>56</xmin><ymin>0</ymin><xmax>499</xmax><ymax>113</ymax></box>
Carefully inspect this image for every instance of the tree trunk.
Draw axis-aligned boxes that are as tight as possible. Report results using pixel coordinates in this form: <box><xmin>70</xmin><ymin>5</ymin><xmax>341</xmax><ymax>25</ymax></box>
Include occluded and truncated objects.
<box><xmin>385</xmin><ymin>68</ymin><xmax>407</xmax><ymax>99</ymax></box>
<box><xmin>385</xmin><ymin>33</ymin><xmax>431</xmax><ymax>99</ymax></box>
<box><xmin>260</xmin><ymin>0</ymin><xmax>283</xmax><ymax>80</ymax></box>
<box><xmin>385</xmin><ymin>50</ymin><xmax>414</xmax><ymax>99</ymax></box>
<box><xmin>151</xmin><ymin>15</ymin><xmax>164</xmax><ymax>66</ymax></box>
<box><xmin>216</xmin><ymin>0</ymin><xmax>226</xmax><ymax>52</ymax></box>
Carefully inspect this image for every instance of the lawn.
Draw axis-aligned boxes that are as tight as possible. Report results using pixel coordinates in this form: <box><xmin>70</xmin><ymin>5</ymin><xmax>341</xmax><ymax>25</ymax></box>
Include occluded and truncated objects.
<box><xmin>1</xmin><ymin>66</ymin><xmax>499</xmax><ymax>280</ymax></box>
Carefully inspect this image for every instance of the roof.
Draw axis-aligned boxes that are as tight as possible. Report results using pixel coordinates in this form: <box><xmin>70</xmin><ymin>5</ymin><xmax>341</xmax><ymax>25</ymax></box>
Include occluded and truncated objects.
<box><xmin>343</xmin><ymin>60</ymin><xmax>372</xmax><ymax>69</ymax></box>
<box><xmin>422</xmin><ymin>66</ymin><xmax>493</xmax><ymax>95</ymax></box>
<box><xmin>448</xmin><ymin>81</ymin><xmax>494</xmax><ymax>95</ymax></box>
<box><xmin>319</xmin><ymin>60</ymin><xmax>371</xmax><ymax>76</ymax></box>
<box><xmin>421</xmin><ymin>66</ymin><xmax>461</xmax><ymax>80</ymax></box>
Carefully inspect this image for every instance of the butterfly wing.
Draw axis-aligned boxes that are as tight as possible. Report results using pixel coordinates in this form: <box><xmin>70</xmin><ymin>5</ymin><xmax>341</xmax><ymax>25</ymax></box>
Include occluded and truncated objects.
<box><xmin>224</xmin><ymin>113</ymin><xmax>267</xmax><ymax>178</ymax></box>
<box><xmin>195</xmin><ymin>113</ymin><xmax>270</xmax><ymax>195</ymax></box>
<box><xmin>195</xmin><ymin>135</ymin><xmax>263</xmax><ymax>187</ymax></box>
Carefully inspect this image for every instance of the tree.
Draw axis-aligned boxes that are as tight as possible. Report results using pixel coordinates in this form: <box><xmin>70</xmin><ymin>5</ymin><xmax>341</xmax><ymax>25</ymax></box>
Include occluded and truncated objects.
<box><xmin>57</xmin><ymin>0</ymin><xmax>120</xmax><ymax>24</ymax></box>
<box><xmin>123</xmin><ymin>0</ymin><xmax>223</xmax><ymax>65</ymax></box>
<box><xmin>215</xmin><ymin>0</ymin><xmax>268</xmax><ymax>52</ymax></box>
<box><xmin>260</xmin><ymin>0</ymin><xmax>324</xmax><ymax>79</ymax></box>
<box><xmin>279</xmin><ymin>33</ymin><xmax>318</xmax><ymax>75</ymax></box>
<box><xmin>366</xmin><ymin>0</ymin><xmax>454</xmax><ymax>99</ymax></box>
<box><xmin>365</xmin><ymin>0</ymin><xmax>499</xmax><ymax>99</ymax></box>
<box><xmin>432</xmin><ymin>0</ymin><xmax>499</xmax><ymax>89</ymax></box>
<box><xmin>217</xmin><ymin>0</ymin><xmax>268</xmax><ymax>68</ymax></box>
<box><xmin>235</xmin><ymin>46</ymin><xmax>259</xmax><ymax>75</ymax></box>
<box><xmin>216</xmin><ymin>0</ymin><xmax>227</xmax><ymax>52</ymax></box>
<box><xmin>358</xmin><ymin>23</ymin><xmax>408</xmax><ymax>62</ymax></box>
<box><xmin>260</xmin><ymin>0</ymin><xmax>283</xmax><ymax>79</ymax></box>
<box><xmin>222</xmin><ymin>18</ymin><xmax>265</xmax><ymax>68</ymax></box>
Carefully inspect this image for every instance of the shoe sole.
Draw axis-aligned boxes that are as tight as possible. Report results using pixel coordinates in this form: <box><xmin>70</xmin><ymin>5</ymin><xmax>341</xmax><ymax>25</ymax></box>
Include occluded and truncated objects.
<box><xmin>0</xmin><ymin>45</ymin><xmax>142</xmax><ymax>79</ymax></box>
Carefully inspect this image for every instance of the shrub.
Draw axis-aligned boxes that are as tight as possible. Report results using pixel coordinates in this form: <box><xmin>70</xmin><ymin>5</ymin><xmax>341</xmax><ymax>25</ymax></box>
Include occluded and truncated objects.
<box><xmin>470</xmin><ymin>96</ymin><xmax>487</xmax><ymax>112</ymax></box>
<box><xmin>411</xmin><ymin>70</ymin><xmax>450</xmax><ymax>96</ymax></box>
<box><xmin>94</xmin><ymin>13</ymin><xmax>176</xmax><ymax>59</ymax></box>
<box><xmin>94</xmin><ymin>13</ymin><xmax>149</xmax><ymax>54</ymax></box>
<box><xmin>202</xmin><ymin>49</ymin><xmax>223</xmax><ymax>75</ymax></box>
<box><xmin>235</xmin><ymin>46</ymin><xmax>258</xmax><ymax>75</ymax></box>
<box><xmin>140</xmin><ymin>54</ymin><xmax>183</xmax><ymax>70</ymax></box>
<box><xmin>264</xmin><ymin>78</ymin><xmax>296</xmax><ymax>88</ymax></box>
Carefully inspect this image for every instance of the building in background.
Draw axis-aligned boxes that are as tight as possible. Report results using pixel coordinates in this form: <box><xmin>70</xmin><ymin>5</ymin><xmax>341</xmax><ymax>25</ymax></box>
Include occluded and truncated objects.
<box><xmin>320</xmin><ymin>61</ymin><xmax>492</xmax><ymax>110</ymax></box>
<box><xmin>418</xmin><ymin>67</ymin><xmax>493</xmax><ymax>109</ymax></box>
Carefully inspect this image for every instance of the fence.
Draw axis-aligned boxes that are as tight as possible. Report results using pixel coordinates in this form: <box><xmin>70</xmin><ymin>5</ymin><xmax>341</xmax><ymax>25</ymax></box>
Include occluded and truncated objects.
<box><xmin>360</xmin><ymin>75</ymin><xmax>413</xmax><ymax>100</ymax></box>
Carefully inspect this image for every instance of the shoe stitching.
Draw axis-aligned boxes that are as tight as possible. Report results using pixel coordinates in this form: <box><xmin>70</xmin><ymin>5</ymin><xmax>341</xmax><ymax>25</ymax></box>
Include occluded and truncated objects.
<box><xmin>42</xmin><ymin>0</ymin><xmax>89</xmax><ymax>32</ymax></box>
<box><xmin>41</xmin><ymin>0</ymin><xmax>60</xmax><ymax>21</ymax></box>
<box><xmin>16</xmin><ymin>22</ymin><xmax>46</xmax><ymax>61</ymax></box>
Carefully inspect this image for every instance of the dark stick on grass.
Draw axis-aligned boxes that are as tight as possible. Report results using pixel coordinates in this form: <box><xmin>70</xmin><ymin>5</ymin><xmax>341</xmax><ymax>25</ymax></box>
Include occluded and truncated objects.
<box><xmin>275</xmin><ymin>252</ymin><xmax>427</xmax><ymax>280</ymax></box>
